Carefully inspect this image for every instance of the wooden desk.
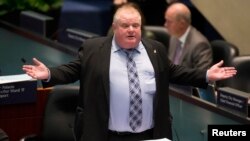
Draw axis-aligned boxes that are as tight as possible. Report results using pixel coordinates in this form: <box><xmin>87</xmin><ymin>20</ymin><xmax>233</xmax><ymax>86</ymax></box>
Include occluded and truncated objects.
<box><xmin>0</xmin><ymin>88</ymin><xmax>51</xmax><ymax>141</ymax></box>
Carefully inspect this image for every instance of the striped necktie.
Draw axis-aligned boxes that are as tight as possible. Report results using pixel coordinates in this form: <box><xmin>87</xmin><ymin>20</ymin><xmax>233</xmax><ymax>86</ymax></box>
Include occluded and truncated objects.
<box><xmin>123</xmin><ymin>49</ymin><xmax>142</xmax><ymax>131</ymax></box>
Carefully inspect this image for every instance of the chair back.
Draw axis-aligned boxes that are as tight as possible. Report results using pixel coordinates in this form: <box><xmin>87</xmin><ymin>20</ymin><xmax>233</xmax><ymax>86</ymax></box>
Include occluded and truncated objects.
<box><xmin>144</xmin><ymin>26</ymin><xmax>169</xmax><ymax>51</ymax></box>
<box><xmin>211</xmin><ymin>40</ymin><xmax>239</xmax><ymax>66</ymax></box>
<box><xmin>225</xmin><ymin>56</ymin><xmax>250</xmax><ymax>93</ymax></box>
<box><xmin>194</xmin><ymin>85</ymin><xmax>217</xmax><ymax>104</ymax></box>
<box><xmin>41</xmin><ymin>85</ymin><xmax>79</xmax><ymax>141</ymax></box>
<box><xmin>210</xmin><ymin>40</ymin><xmax>239</xmax><ymax>87</ymax></box>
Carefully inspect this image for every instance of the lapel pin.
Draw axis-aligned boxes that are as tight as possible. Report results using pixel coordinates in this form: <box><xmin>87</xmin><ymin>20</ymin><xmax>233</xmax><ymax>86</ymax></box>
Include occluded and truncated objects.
<box><xmin>154</xmin><ymin>49</ymin><xmax>157</xmax><ymax>53</ymax></box>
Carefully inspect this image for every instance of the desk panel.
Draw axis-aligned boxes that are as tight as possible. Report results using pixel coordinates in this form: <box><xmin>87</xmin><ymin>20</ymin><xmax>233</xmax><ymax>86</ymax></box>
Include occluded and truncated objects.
<box><xmin>0</xmin><ymin>27</ymin><xmax>75</xmax><ymax>76</ymax></box>
<box><xmin>170</xmin><ymin>89</ymin><xmax>250</xmax><ymax>141</ymax></box>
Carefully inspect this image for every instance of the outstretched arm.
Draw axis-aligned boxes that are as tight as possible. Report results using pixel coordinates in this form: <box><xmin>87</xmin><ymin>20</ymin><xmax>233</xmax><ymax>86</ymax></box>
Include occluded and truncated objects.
<box><xmin>22</xmin><ymin>58</ymin><xmax>49</xmax><ymax>80</ymax></box>
<box><xmin>207</xmin><ymin>60</ymin><xmax>237</xmax><ymax>82</ymax></box>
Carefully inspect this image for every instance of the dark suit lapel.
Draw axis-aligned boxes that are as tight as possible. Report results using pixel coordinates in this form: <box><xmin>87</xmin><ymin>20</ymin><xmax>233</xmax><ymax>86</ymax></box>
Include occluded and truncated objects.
<box><xmin>142</xmin><ymin>39</ymin><xmax>162</xmax><ymax>113</ymax></box>
<box><xmin>100</xmin><ymin>37</ymin><xmax>113</xmax><ymax>105</ymax></box>
<box><xmin>142</xmin><ymin>39</ymin><xmax>159</xmax><ymax>75</ymax></box>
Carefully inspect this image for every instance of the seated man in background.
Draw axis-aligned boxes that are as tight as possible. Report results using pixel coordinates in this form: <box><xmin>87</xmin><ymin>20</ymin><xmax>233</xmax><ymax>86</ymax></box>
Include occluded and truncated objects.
<box><xmin>165</xmin><ymin>2</ymin><xmax>212</xmax><ymax>69</ymax></box>
<box><xmin>164</xmin><ymin>2</ymin><xmax>213</xmax><ymax>95</ymax></box>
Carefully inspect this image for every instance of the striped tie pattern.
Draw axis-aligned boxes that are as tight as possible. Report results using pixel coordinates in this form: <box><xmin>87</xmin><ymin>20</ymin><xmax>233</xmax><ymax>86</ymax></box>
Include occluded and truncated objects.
<box><xmin>123</xmin><ymin>49</ymin><xmax>142</xmax><ymax>131</ymax></box>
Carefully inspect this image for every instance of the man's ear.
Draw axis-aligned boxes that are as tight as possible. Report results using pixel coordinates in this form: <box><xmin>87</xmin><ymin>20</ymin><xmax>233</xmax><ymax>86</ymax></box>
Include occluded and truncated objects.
<box><xmin>112</xmin><ymin>23</ymin><xmax>116</xmax><ymax>29</ymax></box>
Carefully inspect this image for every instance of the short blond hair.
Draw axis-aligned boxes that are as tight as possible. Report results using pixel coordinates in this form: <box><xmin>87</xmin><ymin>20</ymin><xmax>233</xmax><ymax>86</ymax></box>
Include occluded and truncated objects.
<box><xmin>113</xmin><ymin>2</ymin><xmax>143</xmax><ymax>24</ymax></box>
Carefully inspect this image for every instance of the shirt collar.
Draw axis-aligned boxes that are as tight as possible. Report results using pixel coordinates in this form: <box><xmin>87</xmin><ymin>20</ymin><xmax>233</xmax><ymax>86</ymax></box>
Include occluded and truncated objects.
<box><xmin>111</xmin><ymin>36</ymin><xmax>143</xmax><ymax>54</ymax></box>
<box><xmin>179</xmin><ymin>26</ymin><xmax>191</xmax><ymax>45</ymax></box>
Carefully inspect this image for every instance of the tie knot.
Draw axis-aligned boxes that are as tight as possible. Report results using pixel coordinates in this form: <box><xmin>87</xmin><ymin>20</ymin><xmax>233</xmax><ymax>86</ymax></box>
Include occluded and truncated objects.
<box><xmin>177</xmin><ymin>40</ymin><xmax>182</xmax><ymax>47</ymax></box>
<box><xmin>122</xmin><ymin>49</ymin><xmax>135</xmax><ymax>58</ymax></box>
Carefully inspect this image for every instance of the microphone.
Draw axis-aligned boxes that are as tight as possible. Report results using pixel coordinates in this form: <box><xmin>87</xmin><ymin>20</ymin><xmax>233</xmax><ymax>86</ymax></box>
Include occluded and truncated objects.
<box><xmin>21</xmin><ymin>58</ymin><xmax>27</xmax><ymax>64</ymax></box>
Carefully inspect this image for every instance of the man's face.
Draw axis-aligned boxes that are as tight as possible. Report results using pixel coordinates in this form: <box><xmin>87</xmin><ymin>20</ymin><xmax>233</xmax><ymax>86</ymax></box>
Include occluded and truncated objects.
<box><xmin>113</xmin><ymin>11</ymin><xmax>142</xmax><ymax>49</ymax></box>
<box><xmin>164</xmin><ymin>9</ymin><xmax>182</xmax><ymax>38</ymax></box>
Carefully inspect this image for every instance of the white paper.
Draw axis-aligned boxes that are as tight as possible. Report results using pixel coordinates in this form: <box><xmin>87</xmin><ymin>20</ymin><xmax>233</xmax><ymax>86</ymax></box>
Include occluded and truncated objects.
<box><xmin>144</xmin><ymin>138</ymin><xmax>171</xmax><ymax>141</ymax></box>
<box><xmin>0</xmin><ymin>74</ymin><xmax>36</xmax><ymax>84</ymax></box>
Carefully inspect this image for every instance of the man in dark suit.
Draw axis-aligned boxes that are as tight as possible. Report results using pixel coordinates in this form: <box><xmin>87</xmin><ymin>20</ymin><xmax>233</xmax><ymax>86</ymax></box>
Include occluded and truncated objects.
<box><xmin>23</xmin><ymin>3</ymin><xmax>236</xmax><ymax>141</ymax></box>
<box><xmin>165</xmin><ymin>2</ymin><xmax>212</xmax><ymax>70</ymax></box>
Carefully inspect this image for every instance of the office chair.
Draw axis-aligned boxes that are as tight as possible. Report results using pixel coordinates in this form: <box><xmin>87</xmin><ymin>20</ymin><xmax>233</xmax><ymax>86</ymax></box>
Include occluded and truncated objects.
<box><xmin>211</xmin><ymin>40</ymin><xmax>239</xmax><ymax>66</ymax></box>
<box><xmin>210</xmin><ymin>40</ymin><xmax>239</xmax><ymax>87</ymax></box>
<box><xmin>20</xmin><ymin>85</ymin><xmax>79</xmax><ymax>141</ymax></box>
<box><xmin>192</xmin><ymin>84</ymin><xmax>217</xmax><ymax>104</ymax></box>
<box><xmin>225</xmin><ymin>55</ymin><xmax>250</xmax><ymax>93</ymax></box>
<box><xmin>144</xmin><ymin>25</ymin><xmax>170</xmax><ymax>51</ymax></box>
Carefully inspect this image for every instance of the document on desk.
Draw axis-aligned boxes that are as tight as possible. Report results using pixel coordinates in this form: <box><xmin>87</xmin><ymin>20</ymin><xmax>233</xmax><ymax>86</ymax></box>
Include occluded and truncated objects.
<box><xmin>0</xmin><ymin>74</ymin><xmax>35</xmax><ymax>84</ymax></box>
<box><xmin>144</xmin><ymin>138</ymin><xmax>171</xmax><ymax>141</ymax></box>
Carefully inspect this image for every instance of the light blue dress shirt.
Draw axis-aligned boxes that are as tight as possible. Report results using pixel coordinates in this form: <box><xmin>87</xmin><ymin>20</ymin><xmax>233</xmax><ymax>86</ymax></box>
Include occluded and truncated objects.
<box><xmin>109</xmin><ymin>38</ymin><xmax>156</xmax><ymax>132</ymax></box>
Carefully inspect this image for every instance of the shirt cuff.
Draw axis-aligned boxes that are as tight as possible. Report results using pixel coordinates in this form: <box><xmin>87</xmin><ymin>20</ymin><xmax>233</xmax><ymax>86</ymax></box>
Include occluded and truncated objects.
<box><xmin>43</xmin><ymin>68</ymin><xmax>51</xmax><ymax>82</ymax></box>
<box><xmin>206</xmin><ymin>70</ymin><xmax>215</xmax><ymax>85</ymax></box>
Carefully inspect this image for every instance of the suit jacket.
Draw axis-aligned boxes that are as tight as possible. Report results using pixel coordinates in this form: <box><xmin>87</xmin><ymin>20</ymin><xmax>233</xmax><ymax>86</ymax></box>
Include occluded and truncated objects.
<box><xmin>168</xmin><ymin>26</ymin><xmax>213</xmax><ymax>70</ymax></box>
<box><xmin>44</xmin><ymin>36</ymin><xmax>208</xmax><ymax>141</ymax></box>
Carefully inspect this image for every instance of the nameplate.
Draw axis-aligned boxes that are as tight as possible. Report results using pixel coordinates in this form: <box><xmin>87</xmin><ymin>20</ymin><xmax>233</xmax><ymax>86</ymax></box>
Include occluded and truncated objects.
<box><xmin>217</xmin><ymin>87</ymin><xmax>249</xmax><ymax>117</ymax></box>
<box><xmin>0</xmin><ymin>74</ymin><xmax>37</xmax><ymax>104</ymax></box>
